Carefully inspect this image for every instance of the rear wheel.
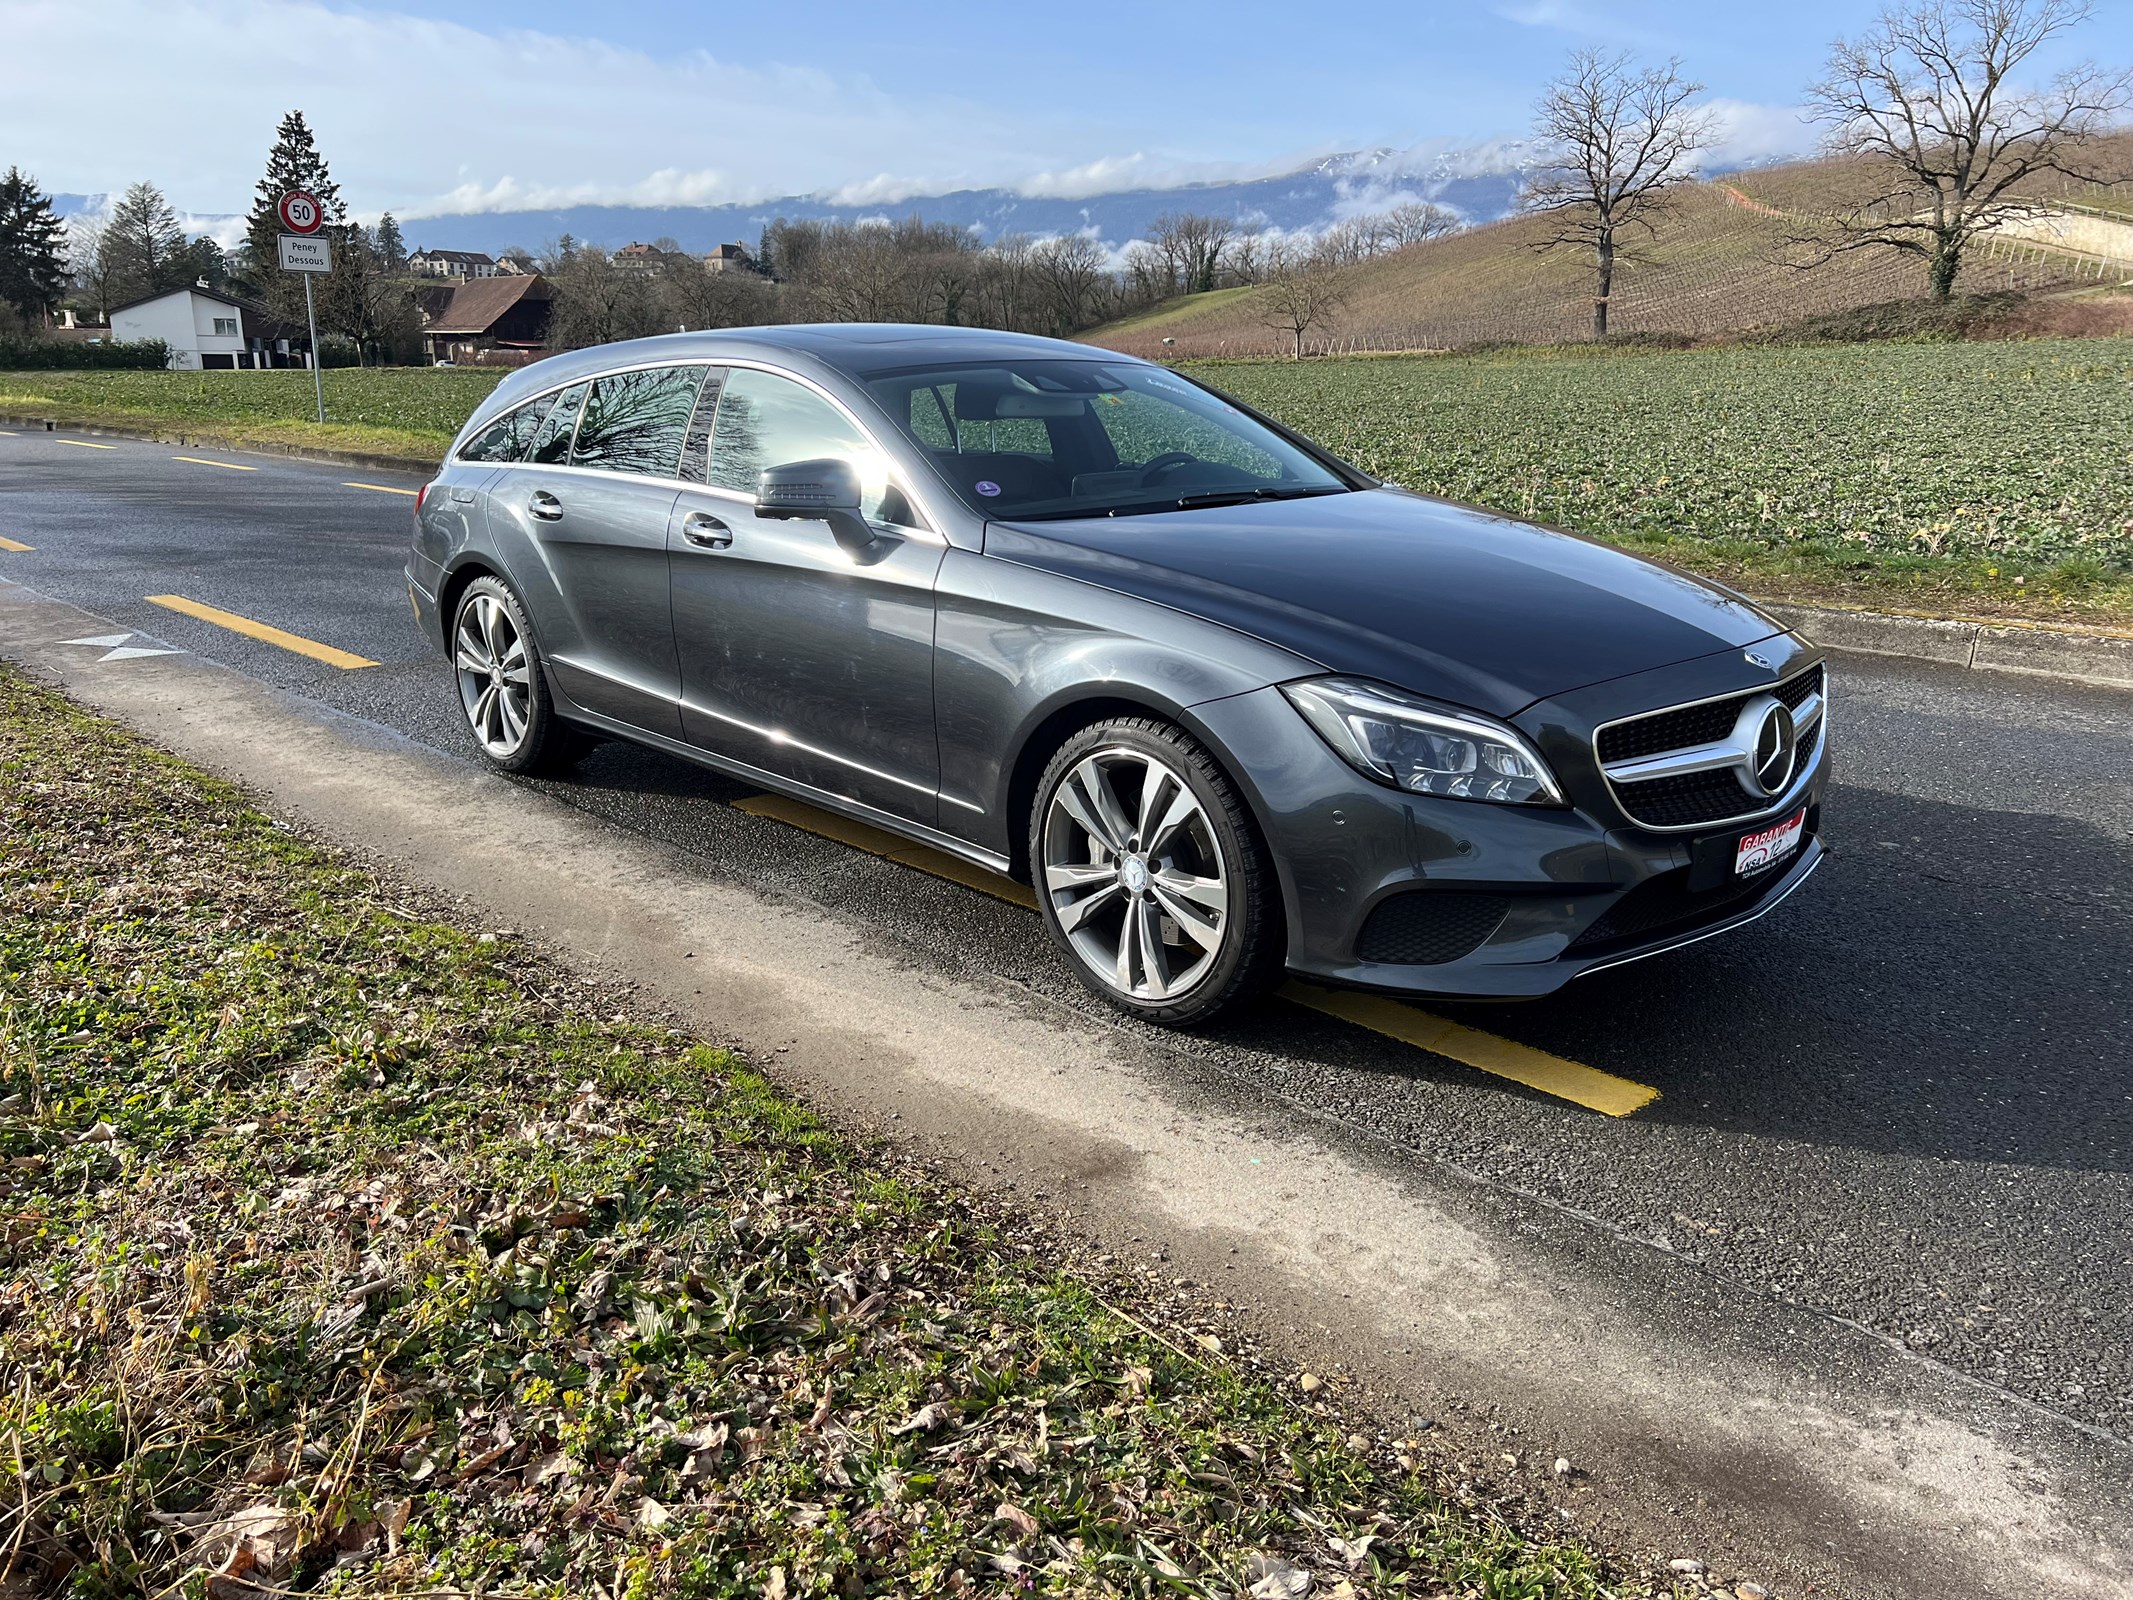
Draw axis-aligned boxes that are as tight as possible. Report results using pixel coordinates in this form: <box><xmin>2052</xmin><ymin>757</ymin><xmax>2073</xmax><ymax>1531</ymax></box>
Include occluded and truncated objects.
<box><xmin>1031</xmin><ymin>717</ymin><xmax>1282</xmax><ymax>1026</ymax></box>
<box><xmin>450</xmin><ymin>575</ymin><xmax>588</xmax><ymax>775</ymax></box>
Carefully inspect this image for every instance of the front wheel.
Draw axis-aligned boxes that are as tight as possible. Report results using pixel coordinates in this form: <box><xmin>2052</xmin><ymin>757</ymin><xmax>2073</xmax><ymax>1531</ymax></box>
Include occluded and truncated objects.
<box><xmin>450</xmin><ymin>575</ymin><xmax>588</xmax><ymax>775</ymax></box>
<box><xmin>1031</xmin><ymin>717</ymin><xmax>1282</xmax><ymax>1026</ymax></box>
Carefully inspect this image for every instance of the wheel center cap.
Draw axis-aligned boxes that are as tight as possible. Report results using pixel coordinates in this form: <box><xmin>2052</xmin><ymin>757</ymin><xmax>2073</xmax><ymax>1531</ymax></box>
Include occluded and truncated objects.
<box><xmin>1120</xmin><ymin>855</ymin><xmax>1150</xmax><ymax>894</ymax></box>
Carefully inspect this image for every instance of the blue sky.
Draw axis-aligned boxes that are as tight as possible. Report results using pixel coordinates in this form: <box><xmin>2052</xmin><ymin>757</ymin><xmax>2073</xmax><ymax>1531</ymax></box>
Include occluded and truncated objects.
<box><xmin>8</xmin><ymin>0</ymin><xmax>2131</xmax><ymax>222</ymax></box>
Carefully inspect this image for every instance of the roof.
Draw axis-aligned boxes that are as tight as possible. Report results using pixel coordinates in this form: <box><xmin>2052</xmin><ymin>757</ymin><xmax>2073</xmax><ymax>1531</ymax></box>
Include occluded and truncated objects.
<box><xmin>413</xmin><ymin>248</ymin><xmax>497</xmax><ymax>265</ymax></box>
<box><xmin>708</xmin><ymin>243</ymin><xmax>750</xmax><ymax>259</ymax></box>
<box><xmin>109</xmin><ymin>284</ymin><xmax>248</xmax><ymax>317</ymax></box>
<box><xmin>424</xmin><ymin>274</ymin><xmax>552</xmax><ymax>335</ymax></box>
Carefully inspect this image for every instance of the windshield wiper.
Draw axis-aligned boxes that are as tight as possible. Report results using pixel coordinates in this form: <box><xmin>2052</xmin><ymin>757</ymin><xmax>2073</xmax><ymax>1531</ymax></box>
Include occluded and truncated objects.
<box><xmin>1167</xmin><ymin>485</ymin><xmax>1349</xmax><ymax>511</ymax></box>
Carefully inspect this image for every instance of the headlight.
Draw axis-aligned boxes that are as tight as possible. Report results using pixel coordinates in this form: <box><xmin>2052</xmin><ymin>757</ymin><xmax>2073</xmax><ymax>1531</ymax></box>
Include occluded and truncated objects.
<box><xmin>1281</xmin><ymin>677</ymin><xmax>1565</xmax><ymax>806</ymax></box>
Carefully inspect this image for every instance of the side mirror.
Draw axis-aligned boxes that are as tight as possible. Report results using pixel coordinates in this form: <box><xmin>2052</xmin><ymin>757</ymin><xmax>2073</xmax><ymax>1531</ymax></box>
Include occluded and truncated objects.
<box><xmin>757</xmin><ymin>457</ymin><xmax>873</xmax><ymax>553</ymax></box>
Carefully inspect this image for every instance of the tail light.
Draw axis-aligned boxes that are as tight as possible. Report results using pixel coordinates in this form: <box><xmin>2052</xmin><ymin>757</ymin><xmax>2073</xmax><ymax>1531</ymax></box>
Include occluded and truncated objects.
<box><xmin>415</xmin><ymin>480</ymin><xmax>434</xmax><ymax>515</ymax></box>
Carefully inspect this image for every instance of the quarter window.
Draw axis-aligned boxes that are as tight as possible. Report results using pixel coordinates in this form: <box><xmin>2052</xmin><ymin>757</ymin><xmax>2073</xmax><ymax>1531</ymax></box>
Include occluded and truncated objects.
<box><xmin>709</xmin><ymin>368</ymin><xmax>910</xmax><ymax>525</ymax></box>
<box><xmin>525</xmin><ymin>383</ymin><xmax>588</xmax><ymax>465</ymax></box>
<box><xmin>572</xmin><ymin>365</ymin><xmax>705</xmax><ymax>477</ymax></box>
<box><xmin>458</xmin><ymin>392</ymin><xmax>560</xmax><ymax>463</ymax></box>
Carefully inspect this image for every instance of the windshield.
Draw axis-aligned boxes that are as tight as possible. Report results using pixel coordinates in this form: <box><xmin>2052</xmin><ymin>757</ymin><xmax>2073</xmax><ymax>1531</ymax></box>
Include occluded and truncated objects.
<box><xmin>864</xmin><ymin>360</ymin><xmax>1353</xmax><ymax>520</ymax></box>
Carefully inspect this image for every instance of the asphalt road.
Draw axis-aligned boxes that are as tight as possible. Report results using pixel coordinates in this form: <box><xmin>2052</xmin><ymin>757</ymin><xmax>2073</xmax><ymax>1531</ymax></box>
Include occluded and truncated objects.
<box><xmin>5</xmin><ymin>428</ymin><xmax>2130</xmax><ymax>1457</ymax></box>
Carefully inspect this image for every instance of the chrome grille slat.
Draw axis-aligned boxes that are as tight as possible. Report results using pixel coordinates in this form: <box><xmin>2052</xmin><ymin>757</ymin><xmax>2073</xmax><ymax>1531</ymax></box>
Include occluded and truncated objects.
<box><xmin>1595</xmin><ymin>662</ymin><xmax>1826</xmax><ymax>832</ymax></box>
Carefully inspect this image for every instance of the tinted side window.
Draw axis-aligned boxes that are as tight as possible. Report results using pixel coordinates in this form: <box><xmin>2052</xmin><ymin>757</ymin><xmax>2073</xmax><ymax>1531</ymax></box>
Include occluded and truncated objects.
<box><xmin>572</xmin><ymin>365</ymin><xmax>705</xmax><ymax>477</ymax></box>
<box><xmin>709</xmin><ymin>368</ymin><xmax>905</xmax><ymax>524</ymax></box>
<box><xmin>458</xmin><ymin>392</ymin><xmax>555</xmax><ymax>463</ymax></box>
<box><xmin>527</xmin><ymin>382</ymin><xmax>588</xmax><ymax>465</ymax></box>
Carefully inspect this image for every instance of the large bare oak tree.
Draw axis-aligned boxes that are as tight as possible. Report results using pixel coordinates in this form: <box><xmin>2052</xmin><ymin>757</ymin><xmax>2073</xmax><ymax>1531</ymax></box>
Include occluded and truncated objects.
<box><xmin>1803</xmin><ymin>0</ymin><xmax>2131</xmax><ymax>300</ymax></box>
<box><xmin>1523</xmin><ymin>51</ymin><xmax>1716</xmax><ymax>339</ymax></box>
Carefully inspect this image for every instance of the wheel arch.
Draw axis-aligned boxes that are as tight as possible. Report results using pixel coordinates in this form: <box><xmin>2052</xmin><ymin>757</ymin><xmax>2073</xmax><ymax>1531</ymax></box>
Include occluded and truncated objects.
<box><xmin>436</xmin><ymin>555</ymin><xmax>507</xmax><ymax>651</ymax></box>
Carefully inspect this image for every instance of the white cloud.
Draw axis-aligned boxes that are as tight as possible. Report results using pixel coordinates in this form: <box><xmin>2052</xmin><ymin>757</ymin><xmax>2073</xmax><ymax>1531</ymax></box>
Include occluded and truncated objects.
<box><xmin>0</xmin><ymin>0</ymin><xmax>1142</xmax><ymax>219</ymax></box>
<box><xmin>1699</xmin><ymin>99</ymin><xmax>1818</xmax><ymax>169</ymax></box>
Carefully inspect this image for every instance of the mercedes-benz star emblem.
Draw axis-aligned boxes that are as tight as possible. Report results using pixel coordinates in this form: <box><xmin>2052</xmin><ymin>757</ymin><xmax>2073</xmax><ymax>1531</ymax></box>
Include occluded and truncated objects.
<box><xmin>1750</xmin><ymin>702</ymin><xmax>1798</xmax><ymax>796</ymax></box>
<box><xmin>1744</xmin><ymin>649</ymin><xmax>1778</xmax><ymax>672</ymax></box>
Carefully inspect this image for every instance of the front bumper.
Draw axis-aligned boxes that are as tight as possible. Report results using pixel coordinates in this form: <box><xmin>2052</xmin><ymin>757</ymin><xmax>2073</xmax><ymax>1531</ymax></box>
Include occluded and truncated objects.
<box><xmin>1189</xmin><ymin>647</ymin><xmax>1830</xmax><ymax>1001</ymax></box>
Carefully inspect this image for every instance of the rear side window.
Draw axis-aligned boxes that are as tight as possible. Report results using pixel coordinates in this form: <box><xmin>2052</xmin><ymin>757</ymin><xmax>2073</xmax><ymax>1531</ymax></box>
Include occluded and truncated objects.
<box><xmin>458</xmin><ymin>392</ymin><xmax>555</xmax><ymax>463</ymax></box>
<box><xmin>526</xmin><ymin>383</ymin><xmax>587</xmax><ymax>465</ymax></box>
<box><xmin>572</xmin><ymin>365</ymin><xmax>705</xmax><ymax>477</ymax></box>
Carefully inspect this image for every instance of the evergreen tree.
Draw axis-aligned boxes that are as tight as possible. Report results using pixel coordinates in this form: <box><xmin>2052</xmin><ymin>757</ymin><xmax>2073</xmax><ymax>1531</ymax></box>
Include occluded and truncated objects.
<box><xmin>374</xmin><ymin>212</ymin><xmax>407</xmax><ymax>274</ymax></box>
<box><xmin>0</xmin><ymin>167</ymin><xmax>68</xmax><ymax>326</ymax></box>
<box><xmin>243</xmin><ymin>110</ymin><xmax>348</xmax><ymax>323</ymax></box>
<box><xmin>101</xmin><ymin>181</ymin><xmax>186</xmax><ymax>304</ymax></box>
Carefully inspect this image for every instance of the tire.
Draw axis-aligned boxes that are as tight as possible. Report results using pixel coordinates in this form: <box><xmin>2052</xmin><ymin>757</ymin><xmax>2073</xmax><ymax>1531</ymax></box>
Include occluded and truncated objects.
<box><xmin>448</xmin><ymin>575</ymin><xmax>590</xmax><ymax>776</ymax></box>
<box><xmin>1030</xmin><ymin>716</ymin><xmax>1283</xmax><ymax>1026</ymax></box>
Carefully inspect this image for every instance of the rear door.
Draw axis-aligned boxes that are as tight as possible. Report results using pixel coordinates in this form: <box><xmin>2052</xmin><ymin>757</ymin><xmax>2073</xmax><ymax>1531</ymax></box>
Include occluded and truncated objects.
<box><xmin>670</xmin><ymin>365</ymin><xmax>947</xmax><ymax>823</ymax></box>
<box><xmin>486</xmin><ymin>366</ymin><xmax>705</xmax><ymax>738</ymax></box>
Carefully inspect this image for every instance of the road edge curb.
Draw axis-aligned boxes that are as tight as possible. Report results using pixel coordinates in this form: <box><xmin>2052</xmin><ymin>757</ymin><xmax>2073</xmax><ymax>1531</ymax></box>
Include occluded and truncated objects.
<box><xmin>1765</xmin><ymin>601</ymin><xmax>2133</xmax><ymax>690</ymax></box>
<box><xmin>0</xmin><ymin>410</ymin><xmax>437</xmax><ymax>476</ymax></box>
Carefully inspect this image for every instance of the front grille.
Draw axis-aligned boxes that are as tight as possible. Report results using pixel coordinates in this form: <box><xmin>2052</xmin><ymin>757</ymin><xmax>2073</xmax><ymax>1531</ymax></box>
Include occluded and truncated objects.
<box><xmin>1596</xmin><ymin>662</ymin><xmax>1822</xmax><ymax>766</ymax></box>
<box><xmin>1565</xmin><ymin>847</ymin><xmax>1802</xmax><ymax>958</ymax></box>
<box><xmin>1355</xmin><ymin>892</ymin><xmax>1512</xmax><ymax>965</ymax></box>
<box><xmin>1598</xmin><ymin>662</ymin><xmax>1823</xmax><ymax>830</ymax></box>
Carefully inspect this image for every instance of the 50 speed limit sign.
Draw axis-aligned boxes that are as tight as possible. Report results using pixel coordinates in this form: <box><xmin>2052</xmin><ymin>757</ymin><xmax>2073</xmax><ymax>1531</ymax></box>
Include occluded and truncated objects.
<box><xmin>277</xmin><ymin>189</ymin><xmax>324</xmax><ymax>235</ymax></box>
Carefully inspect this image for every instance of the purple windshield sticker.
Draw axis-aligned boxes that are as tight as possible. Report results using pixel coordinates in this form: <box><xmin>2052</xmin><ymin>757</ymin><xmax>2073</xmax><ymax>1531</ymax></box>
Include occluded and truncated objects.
<box><xmin>974</xmin><ymin>479</ymin><xmax>1002</xmax><ymax>497</ymax></box>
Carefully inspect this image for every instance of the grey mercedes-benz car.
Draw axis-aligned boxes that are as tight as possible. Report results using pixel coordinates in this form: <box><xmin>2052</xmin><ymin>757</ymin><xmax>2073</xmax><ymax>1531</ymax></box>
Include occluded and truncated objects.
<box><xmin>408</xmin><ymin>324</ymin><xmax>1826</xmax><ymax>1025</ymax></box>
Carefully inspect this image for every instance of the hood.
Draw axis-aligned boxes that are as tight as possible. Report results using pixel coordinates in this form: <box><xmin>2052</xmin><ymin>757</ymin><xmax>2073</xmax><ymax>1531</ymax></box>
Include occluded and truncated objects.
<box><xmin>986</xmin><ymin>488</ymin><xmax>1784</xmax><ymax>717</ymax></box>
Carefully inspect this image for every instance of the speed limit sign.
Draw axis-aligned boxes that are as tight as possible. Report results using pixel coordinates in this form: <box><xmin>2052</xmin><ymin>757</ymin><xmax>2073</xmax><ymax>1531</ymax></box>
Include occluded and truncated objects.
<box><xmin>278</xmin><ymin>189</ymin><xmax>324</xmax><ymax>235</ymax></box>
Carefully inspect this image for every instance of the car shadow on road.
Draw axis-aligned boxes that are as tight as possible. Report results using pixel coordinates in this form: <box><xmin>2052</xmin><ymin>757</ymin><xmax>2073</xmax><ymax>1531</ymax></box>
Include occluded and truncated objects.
<box><xmin>1218</xmin><ymin>779</ymin><xmax>2133</xmax><ymax>1176</ymax></box>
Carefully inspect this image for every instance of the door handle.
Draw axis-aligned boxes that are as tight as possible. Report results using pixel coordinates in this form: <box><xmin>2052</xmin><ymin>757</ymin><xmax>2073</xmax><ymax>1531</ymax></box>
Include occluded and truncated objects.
<box><xmin>680</xmin><ymin>510</ymin><xmax>733</xmax><ymax>549</ymax></box>
<box><xmin>529</xmin><ymin>490</ymin><xmax>563</xmax><ymax>522</ymax></box>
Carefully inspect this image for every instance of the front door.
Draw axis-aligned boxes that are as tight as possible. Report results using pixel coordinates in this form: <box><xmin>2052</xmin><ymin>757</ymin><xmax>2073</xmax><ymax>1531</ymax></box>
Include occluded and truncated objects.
<box><xmin>671</xmin><ymin>365</ymin><xmax>946</xmax><ymax>824</ymax></box>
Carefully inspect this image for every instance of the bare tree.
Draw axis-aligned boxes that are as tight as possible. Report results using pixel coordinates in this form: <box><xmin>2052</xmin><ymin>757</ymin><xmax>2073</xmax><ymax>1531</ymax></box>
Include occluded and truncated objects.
<box><xmin>1523</xmin><ymin>51</ymin><xmax>1716</xmax><ymax>338</ymax></box>
<box><xmin>1258</xmin><ymin>240</ymin><xmax>1351</xmax><ymax>358</ymax></box>
<box><xmin>1027</xmin><ymin>233</ymin><xmax>1112</xmax><ymax>334</ymax></box>
<box><xmin>1147</xmin><ymin>212</ymin><xmax>1235</xmax><ymax>294</ymax></box>
<box><xmin>67</xmin><ymin>216</ymin><xmax>116</xmax><ymax>322</ymax></box>
<box><xmin>1802</xmin><ymin>0</ymin><xmax>2131</xmax><ymax>301</ymax></box>
<box><xmin>1381</xmin><ymin>201</ymin><xmax>1462</xmax><ymax>249</ymax></box>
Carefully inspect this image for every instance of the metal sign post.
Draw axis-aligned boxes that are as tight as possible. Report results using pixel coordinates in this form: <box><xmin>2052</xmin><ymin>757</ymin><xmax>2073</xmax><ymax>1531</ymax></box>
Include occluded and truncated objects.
<box><xmin>276</xmin><ymin>190</ymin><xmax>329</xmax><ymax>424</ymax></box>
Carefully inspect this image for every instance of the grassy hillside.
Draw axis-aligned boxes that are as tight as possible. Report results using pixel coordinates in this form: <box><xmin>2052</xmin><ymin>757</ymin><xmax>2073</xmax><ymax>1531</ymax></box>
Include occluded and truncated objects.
<box><xmin>1091</xmin><ymin>147</ymin><xmax>2133</xmax><ymax>359</ymax></box>
<box><xmin>1192</xmin><ymin>339</ymin><xmax>2133</xmax><ymax>623</ymax></box>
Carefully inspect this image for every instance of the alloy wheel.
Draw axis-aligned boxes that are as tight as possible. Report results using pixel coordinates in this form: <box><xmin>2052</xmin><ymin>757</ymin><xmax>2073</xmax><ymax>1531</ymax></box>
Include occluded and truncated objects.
<box><xmin>1041</xmin><ymin>747</ymin><xmax>1230</xmax><ymax>1002</ymax></box>
<box><xmin>454</xmin><ymin>593</ymin><xmax>532</xmax><ymax>758</ymax></box>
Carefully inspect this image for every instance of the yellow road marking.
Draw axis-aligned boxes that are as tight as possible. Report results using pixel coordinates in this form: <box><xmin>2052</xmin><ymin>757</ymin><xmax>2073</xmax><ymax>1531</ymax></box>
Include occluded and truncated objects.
<box><xmin>1283</xmin><ymin>983</ymin><xmax>1660</xmax><ymax>1116</ymax></box>
<box><xmin>172</xmin><ymin>455</ymin><xmax>257</xmax><ymax>471</ymax></box>
<box><xmin>731</xmin><ymin>790</ymin><xmax>1656</xmax><ymax>1114</ymax></box>
<box><xmin>345</xmin><ymin>481</ymin><xmax>418</xmax><ymax>496</ymax></box>
<box><xmin>735</xmin><ymin>792</ymin><xmax>1038</xmax><ymax>908</ymax></box>
<box><xmin>145</xmin><ymin>595</ymin><xmax>377</xmax><ymax>669</ymax></box>
<box><xmin>0</xmin><ymin>536</ymin><xmax>33</xmax><ymax>552</ymax></box>
<box><xmin>60</xmin><ymin>439</ymin><xmax>116</xmax><ymax>450</ymax></box>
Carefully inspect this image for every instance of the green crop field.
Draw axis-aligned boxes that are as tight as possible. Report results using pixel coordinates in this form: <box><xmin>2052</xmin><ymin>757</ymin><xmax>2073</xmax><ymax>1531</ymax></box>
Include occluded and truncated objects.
<box><xmin>11</xmin><ymin>336</ymin><xmax>2133</xmax><ymax>623</ymax></box>
<box><xmin>0</xmin><ymin>367</ymin><xmax>507</xmax><ymax>458</ymax></box>
<box><xmin>1193</xmin><ymin>338</ymin><xmax>2133</xmax><ymax>620</ymax></box>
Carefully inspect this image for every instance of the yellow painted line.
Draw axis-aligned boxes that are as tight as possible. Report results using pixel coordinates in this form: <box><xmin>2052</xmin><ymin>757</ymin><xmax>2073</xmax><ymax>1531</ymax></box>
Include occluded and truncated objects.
<box><xmin>145</xmin><ymin>595</ymin><xmax>377</xmax><ymax>670</ymax></box>
<box><xmin>1282</xmin><ymin>983</ymin><xmax>1660</xmax><ymax>1117</ymax></box>
<box><xmin>732</xmin><ymin>792</ymin><xmax>1654</xmax><ymax>1114</ymax></box>
<box><xmin>172</xmin><ymin>455</ymin><xmax>257</xmax><ymax>472</ymax></box>
<box><xmin>344</xmin><ymin>481</ymin><xmax>418</xmax><ymax>497</ymax></box>
<box><xmin>0</xmin><ymin>536</ymin><xmax>33</xmax><ymax>552</ymax></box>
<box><xmin>734</xmin><ymin>792</ymin><xmax>1038</xmax><ymax>908</ymax></box>
<box><xmin>60</xmin><ymin>439</ymin><xmax>116</xmax><ymax>450</ymax></box>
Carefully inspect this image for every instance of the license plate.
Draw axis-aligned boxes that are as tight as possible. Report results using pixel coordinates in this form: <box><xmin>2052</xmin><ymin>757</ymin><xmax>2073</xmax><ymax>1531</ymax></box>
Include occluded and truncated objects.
<box><xmin>1734</xmin><ymin>808</ymin><xmax>1806</xmax><ymax>878</ymax></box>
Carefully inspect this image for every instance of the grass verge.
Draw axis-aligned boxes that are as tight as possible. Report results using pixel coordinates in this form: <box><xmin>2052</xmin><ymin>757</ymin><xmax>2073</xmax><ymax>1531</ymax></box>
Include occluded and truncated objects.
<box><xmin>0</xmin><ymin>370</ymin><xmax>505</xmax><ymax>463</ymax></box>
<box><xmin>0</xmin><ymin>666</ymin><xmax>1643</xmax><ymax>1599</ymax></box>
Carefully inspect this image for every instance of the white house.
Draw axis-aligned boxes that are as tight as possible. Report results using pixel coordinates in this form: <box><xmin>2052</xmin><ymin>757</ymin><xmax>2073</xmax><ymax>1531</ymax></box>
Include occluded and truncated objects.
<box><xmin>110</xmin><ymin>285</ymin><xmax>307</xmax><ymax>371</ymax></box>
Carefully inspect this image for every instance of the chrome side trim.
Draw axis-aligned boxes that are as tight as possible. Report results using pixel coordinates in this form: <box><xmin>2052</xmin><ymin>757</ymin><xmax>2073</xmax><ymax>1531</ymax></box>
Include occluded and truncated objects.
<box><xmin>553</xmin><ymin>704</ymin><xmax>1010</xmax><ymax>873</ymax></box>
<box><xmin>1569</xmin><ymin>842</ymin><xmax>1824</xmax><ymax>982</ymax></box>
